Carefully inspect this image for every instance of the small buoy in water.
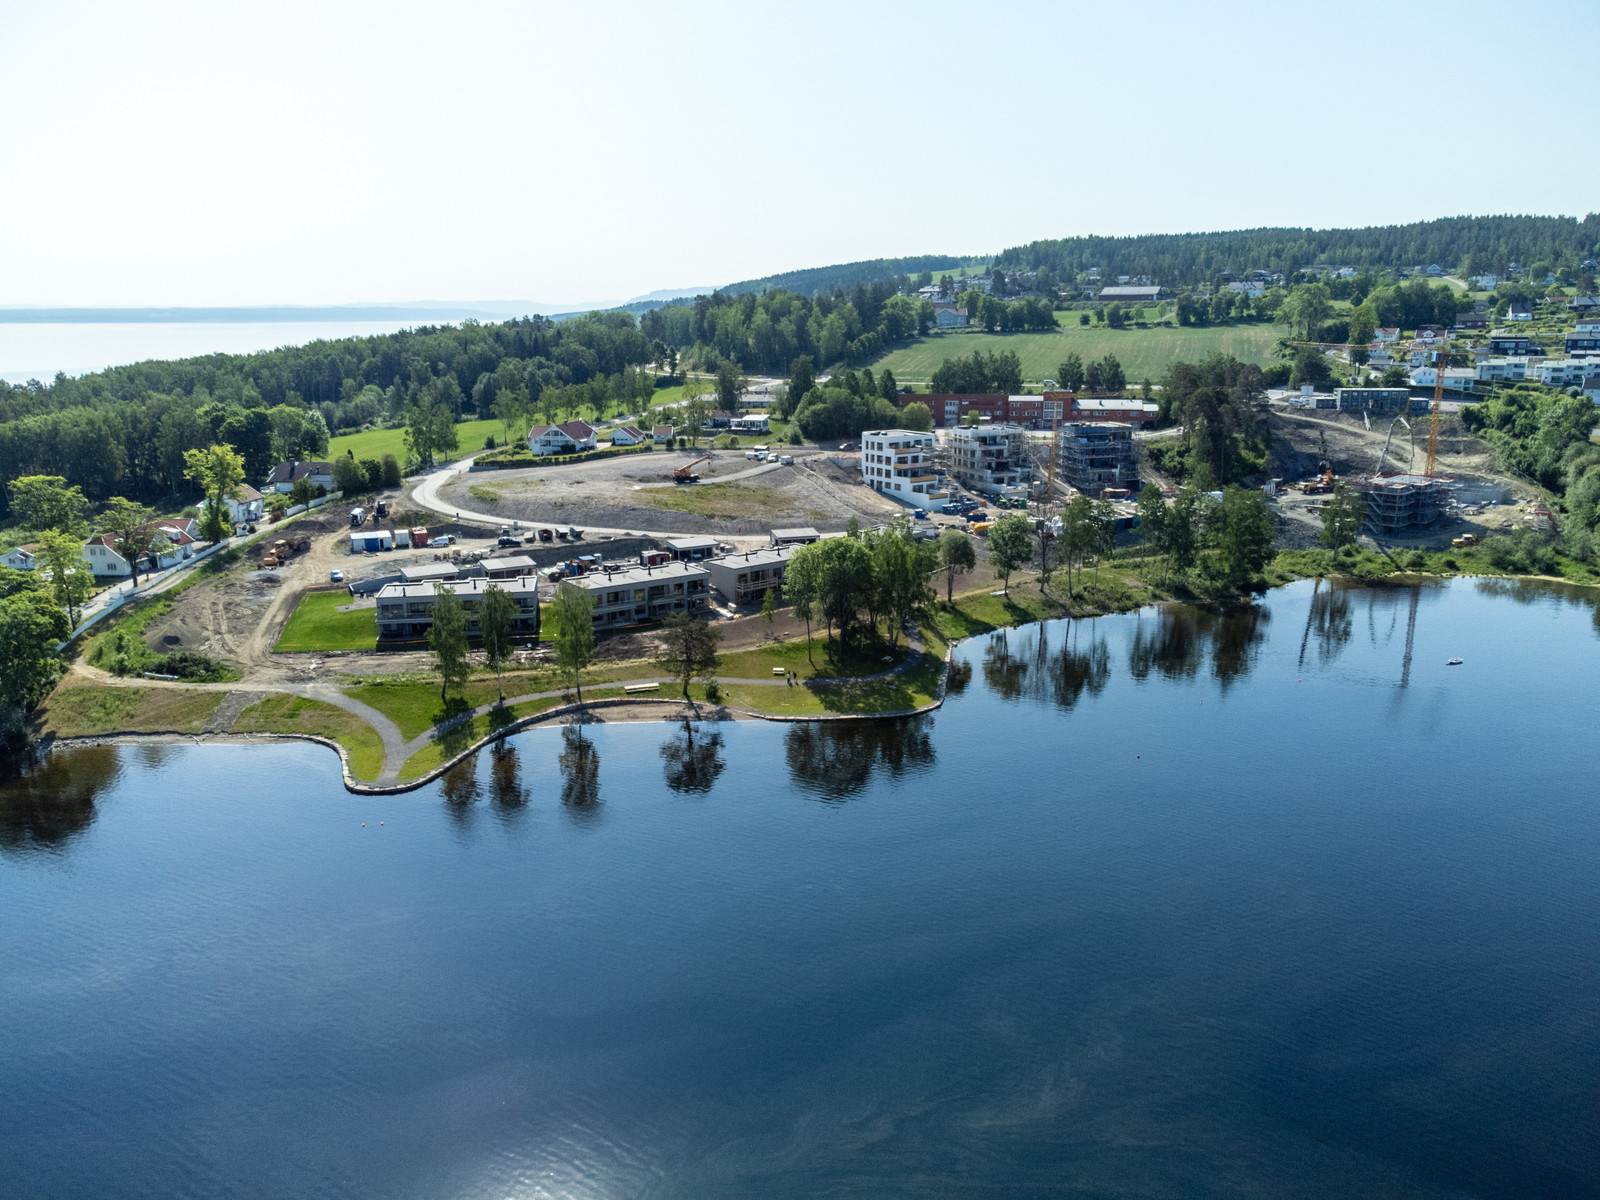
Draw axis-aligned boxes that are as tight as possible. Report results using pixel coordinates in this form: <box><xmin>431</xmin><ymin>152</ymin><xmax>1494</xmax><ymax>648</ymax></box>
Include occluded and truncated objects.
<box><xmin>1447</xmin><ymin>657</ymin><xmax>1463</xmax><ymax>666</ymax></box>
<box><xmin>361</xmin><ymin>823</ymin><xmax>365</xmax><ymax>827</ymax></box>
<box><xmin>379</xmin><ymin>821</ymin><xmax>384</xmax><ymax>825</ymax></box>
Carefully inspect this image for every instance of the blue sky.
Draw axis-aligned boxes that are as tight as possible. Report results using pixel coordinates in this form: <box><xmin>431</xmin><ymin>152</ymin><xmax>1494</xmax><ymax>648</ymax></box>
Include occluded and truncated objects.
<box><xmin>2</xmin><ymin>0</ymin><xmax>1595</xmax><ymax>307</ymax></box>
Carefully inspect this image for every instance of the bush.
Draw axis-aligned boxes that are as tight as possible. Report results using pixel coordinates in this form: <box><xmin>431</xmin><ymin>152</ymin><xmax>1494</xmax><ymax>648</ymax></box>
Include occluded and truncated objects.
<box><xmin>1482</xmin><ymin>530</ymin><xmax>1558</xmax><ymax>575</ymax></box>
<box><xmin>1405</xmin><ymin>550</ymin><xmax>1427</xmax><ymax>569</ymax></box>
<box><xmin>484</xmin><ymin>435</ymin><xmax>496</xmax><ymax>450</ymax></box>
<box><xmin>148</xmin><ymin>651</ymin><xmax>230</xmax><ymax>681</ymax></box>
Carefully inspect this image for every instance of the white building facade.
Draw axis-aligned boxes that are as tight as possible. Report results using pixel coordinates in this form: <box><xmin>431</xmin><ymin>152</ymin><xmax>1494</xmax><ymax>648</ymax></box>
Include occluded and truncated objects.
<box><xmin>860</xmin><ymin>429</ymin><xmax>946</xmax><ymax>509</ymax></box>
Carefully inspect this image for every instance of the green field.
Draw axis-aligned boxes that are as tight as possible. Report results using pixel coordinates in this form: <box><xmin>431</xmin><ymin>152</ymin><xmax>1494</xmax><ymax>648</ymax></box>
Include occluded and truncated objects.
<box><xmin>875</xmin><ymin>322</ymin><xmax>1283</xmax><ymax>385</ymax></box>
<box><xmin>274</xmin><ymin>589</ymin><xmax>377</xmax><ymax>652</ymax></box>
<box><xmin>328</xmin><ymin>418</ymin><xmax>503</xmax><ymax>464</ymax></box>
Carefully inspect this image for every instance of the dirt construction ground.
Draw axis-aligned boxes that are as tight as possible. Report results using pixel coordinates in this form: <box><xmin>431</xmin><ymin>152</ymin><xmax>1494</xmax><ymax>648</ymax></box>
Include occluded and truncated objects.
<box><xmin>1263</xmin><ymin>408</ymin><xmax>1541</xmax><ymax>550</ymax></box>
<box><xmin>435</xmin><ymin>448</ymin><xmax>905</xmax><ymax>536</ymax></box>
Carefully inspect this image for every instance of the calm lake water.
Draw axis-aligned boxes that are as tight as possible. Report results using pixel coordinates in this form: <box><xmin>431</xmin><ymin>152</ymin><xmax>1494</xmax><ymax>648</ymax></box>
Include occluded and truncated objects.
<box><xmin>0</xmin><ymin>320</ymin><xmax>482</xmax><ymax>384</ymax></box>
<box><xmin>2</xmin><ymin>578</ymin><xmax>1598</xmax><ymax>1199</ymax></box>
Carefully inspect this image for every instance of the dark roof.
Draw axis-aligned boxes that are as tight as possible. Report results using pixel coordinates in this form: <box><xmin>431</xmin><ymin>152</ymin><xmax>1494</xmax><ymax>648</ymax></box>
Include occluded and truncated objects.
<box><xmin>266</xmin><ymin>460</ymin><xmax>332</xmax><ymax>485</ymax></box>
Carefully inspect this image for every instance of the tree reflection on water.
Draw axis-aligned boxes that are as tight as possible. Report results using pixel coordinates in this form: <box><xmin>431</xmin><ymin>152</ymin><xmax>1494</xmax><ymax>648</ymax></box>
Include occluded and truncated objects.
<box><xmin>1126</xmin><ymin>603</ymin><xmax>1270</xmax><ymax>689</ymax></box>
<box><xmin>659</xmin><ymin>720</ymin><xmax>726</xmax><ymax>795</ymax></box>
<box><xmin>440</xmin><ymin>755</ymin><xmax>481</xmax><ymax>830</ymax></box>
<box><xmin>979</xmin><ymin>623</ymin><xmax>1111</xmax><ymax>711</ymax></box>
<box><xmin>489</xmin><ymin>742</ymin><xmax>529</xmax><ymax>823</ymax></box>
<box><xmin>0</xmin><ymin>745</ymin><xmax>122</xmax><ymax>856</ymax></box>
<box><xmin>558</xmin><ymin>724</ymin><xmax>602</xmax><ymax>821</ymax></box>
<box><xmin>783</xmin><ymin>716</ymin><xmax>936</xmax><ymax>804</ymax></box>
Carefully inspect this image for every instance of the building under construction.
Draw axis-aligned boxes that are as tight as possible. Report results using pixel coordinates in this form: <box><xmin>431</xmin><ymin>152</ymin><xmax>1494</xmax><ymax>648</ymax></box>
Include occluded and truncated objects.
<box><xmin>1355</xmin><ymin>473</ymin><xmax>1451</xmax><ymax>533</ymax></box>
<box><xmin>1057</xmin><ymin>421</ymin><xmax>1137</xmax><ymax>496</ymax></box>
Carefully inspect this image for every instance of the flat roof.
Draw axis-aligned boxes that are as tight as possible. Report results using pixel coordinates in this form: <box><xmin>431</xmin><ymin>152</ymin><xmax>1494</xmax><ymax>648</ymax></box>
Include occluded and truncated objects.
<box><xmin>574</xmin><ymin>560</ymin><xmax>709</xmax><ymax>588</ymax></box>
<box><xmin>400</xmin><ymin>563</ymin><xmax>460</xmax><ymax>582</ymax></box>
<box><xmin>709</xmin><ymin>546</ymin><xmax>796</xmax><ymax>570</ymax></box>
<box><xmin>377</xmin><ymin>577</ymin><xmax>537</xmax><ymax>601</ymax></box>
<box><xmin>770</xmin><ymin>527</ymin><xmax>818</xmax><ymax>539</ymax></box>
<box><xmin>481</xmin><ymin>555</ymin><xmax>536</xmax><ymax>572</ymax></box>
<box><xmin>664</xmin><ymin>536</ymin><xmax>718</xmax><ymax>550</ymax></box>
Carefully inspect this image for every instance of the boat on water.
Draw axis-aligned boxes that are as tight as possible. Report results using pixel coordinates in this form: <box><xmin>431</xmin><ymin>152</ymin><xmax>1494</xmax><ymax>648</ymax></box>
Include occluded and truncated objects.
<box><xmin>1447</xmin><ymin>657</ymin><xmax>1463</xmax><ymax>666</ymax></box>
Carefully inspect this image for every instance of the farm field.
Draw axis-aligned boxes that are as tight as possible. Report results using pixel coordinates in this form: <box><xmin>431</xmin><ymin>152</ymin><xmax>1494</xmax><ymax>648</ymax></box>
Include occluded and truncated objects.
<box><xmin>874</xmin><ymin>322</ymin><xmax>1283</xmax><ymax>385</ymax></box>
<box><xmin>328</xmin><ymin>418</ymin><xmax>503</xmax><ymax>464</ymax></box>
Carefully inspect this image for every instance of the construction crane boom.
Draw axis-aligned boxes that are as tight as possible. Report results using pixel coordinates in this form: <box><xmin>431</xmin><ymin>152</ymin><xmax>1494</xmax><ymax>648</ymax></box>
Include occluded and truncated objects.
<box><xmin>1424</xmin><ymin>350</ymin><xmax>1445</xmax><ymax>476</ymax></box>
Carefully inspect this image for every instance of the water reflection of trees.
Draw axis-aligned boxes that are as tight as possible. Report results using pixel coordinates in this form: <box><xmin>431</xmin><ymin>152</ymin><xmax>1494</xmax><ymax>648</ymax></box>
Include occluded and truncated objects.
<box><xmin>659</xmin><ymin>721</ymin><xmax>726</xmax><ymax>795</ymax></box>
<box><xmin>0</xmin><ymin>745</ymin><xmax>121</xmax><ymax>856</ymax></box>
<box><xmin>440</xmin><ymin>756</ymin><xmax>481</xmax><ymax>829</ymax></box>
<box><xmin>1477</xmin><ymin>576</ymin><xmax>1600</xmax><ymax>636</ymax></box>
<box><xmin>489</xmin><ymin>742</ymin><xmax>529</xmax><ymax>822</ymax></box>
<box><xmin>1298</xmin><ymin>582</ymin><xmax>1353</xmax><ymax>670</ymax></box>
<box><xmin>558</xmin><ymin>725</ymin><xmax>602</xmax><ymax>821</ymax></box>
<box><xmin>1127</xmin><ymin>603</ymin><xmax>1270</xmax><ymax>689</ymax></box>
<box><xmin>979</xmin><ymin>625</ymin><xmax>1111</xmax><ymax>710</ymax></box>
<box><xmin>783</xmin><ymin>716</ymin><xmax>936</xmax><ymax>804</ymax></box>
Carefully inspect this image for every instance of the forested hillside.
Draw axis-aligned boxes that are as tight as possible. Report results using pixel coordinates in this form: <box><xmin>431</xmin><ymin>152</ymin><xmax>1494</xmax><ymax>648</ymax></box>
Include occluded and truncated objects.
<box><xmin>719</xmin><ymin>255</ymin><xmax>975</xmax><ymax>298</ymax></box>
<box><xmin>995</xmin><ymin>215</ymin><xmax>1600</xmax><ymax>287</ymax></box>
<box><xmin>642</xmin><ymin>285</ymin><xmax>936</xmax><ymax>375</ymax></box>
<box><xmin>0</xmin><ymin>314</ymin><xmax>651</xmax><ymax>510</ymax></box>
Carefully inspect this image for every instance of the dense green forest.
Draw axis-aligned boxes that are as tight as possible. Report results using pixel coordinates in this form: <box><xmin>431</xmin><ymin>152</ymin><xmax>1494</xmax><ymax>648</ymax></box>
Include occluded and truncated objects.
<box><xmin>719</xmin><ymin>255</ymin><xmax>975</xmax><ymax>298</ymax></box>
<box><xmin>642</xmin><ymin>285</ymin><xmax>936</xmax><ymax>375</ymax></box>
<box><xmin>0</xmin><ymin>313</ymin><xmax>652</xmax><ymax>509</ymax></box>
<box><xmin>994</xmin><ymin>215</ymin><xmax>1600</xmax><ymax>288</ymax></box>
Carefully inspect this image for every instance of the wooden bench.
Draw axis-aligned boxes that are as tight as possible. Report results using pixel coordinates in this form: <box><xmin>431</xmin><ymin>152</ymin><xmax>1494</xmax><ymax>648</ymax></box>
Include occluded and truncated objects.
<box><xmin>624</xmin><ymin>682</ymin><xmax>660</xmax><ymax>694</ymax></box>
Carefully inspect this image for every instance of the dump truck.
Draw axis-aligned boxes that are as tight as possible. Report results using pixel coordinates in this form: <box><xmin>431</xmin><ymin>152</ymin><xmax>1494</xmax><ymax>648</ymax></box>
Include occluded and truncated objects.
<box><xmin>1452</xmin><ymin>533</ymin><xmax>1480</xmax><ymax>548</ymax></box>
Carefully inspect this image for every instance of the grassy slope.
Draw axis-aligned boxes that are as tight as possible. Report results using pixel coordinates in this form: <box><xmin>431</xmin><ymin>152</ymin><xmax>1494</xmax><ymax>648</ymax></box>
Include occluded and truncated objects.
<box><xmin>230</xmin><ymin>693</ymin><xmax>387</xmax><ymax>780</ymax></box>
<box><xmin>328</xmin><ymin>418</ymin><xmax>502</xmax><ymax>464</ymax></box>
<box><xmin>396</xmin><ymin>687</ymin><xmax>628</xmax><ymax>780</ymax></box>
<box><xmin>38</xmin><ymin>680</ymin><xmax>223</xmax><ymax>737</ymax></box>
<box><xmin>875</xmin><ymin>321</ymin><xmax>1282</xmax><ymax>385</ymax></box>
<box><xmin>274</xmin><ymin>590</ymin><xmax>377</xmax><ymax>652</ymax></box>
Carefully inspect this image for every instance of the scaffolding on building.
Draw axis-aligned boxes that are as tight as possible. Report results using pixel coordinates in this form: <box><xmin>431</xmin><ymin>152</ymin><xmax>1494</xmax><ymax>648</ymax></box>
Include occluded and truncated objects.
<box><xmin>1354</xmin><ymin>473</ymin><xmax>1452</xmax><ymax>533</ymax></box>
<box><xmin>1057</xmin><ymin>421</ymin><xmax>1137</xmax><ymax>496</ymax></box>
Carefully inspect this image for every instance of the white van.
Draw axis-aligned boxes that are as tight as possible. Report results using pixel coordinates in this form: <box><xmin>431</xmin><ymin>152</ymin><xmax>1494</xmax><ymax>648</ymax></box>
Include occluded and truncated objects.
<box><xmin>778</xmin><ymin>455</ymin><xmax>794</xmax><ymax>465</ymax></box>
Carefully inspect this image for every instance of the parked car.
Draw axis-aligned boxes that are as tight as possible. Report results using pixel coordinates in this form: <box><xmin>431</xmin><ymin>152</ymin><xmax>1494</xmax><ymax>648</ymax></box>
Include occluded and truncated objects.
<box><xmin>428</xmin><ymin>536</ymin><xmax>451</xmax><ymax>548</ymax></box>
<box><xmin>497</xmin><ymin>535</ymin><xmax>521</xmax><ymax>548</ymax></box>
<box><xmin>329</xmin><ymin>569</ymin><xmax>344</xmax><ymax>582</ymax></box>
<box><xmin>778</xmin><ymin>455</ymin><xmax>793</xmax><ymax>465</ymax></box>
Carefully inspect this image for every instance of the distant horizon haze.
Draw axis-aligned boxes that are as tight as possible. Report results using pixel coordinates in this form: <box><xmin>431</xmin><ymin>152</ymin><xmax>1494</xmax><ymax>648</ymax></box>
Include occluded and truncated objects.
<box><xmin>2</xmin><ymin>0</ymin><xmax>1595</xmax><ymax>308</ymax></box>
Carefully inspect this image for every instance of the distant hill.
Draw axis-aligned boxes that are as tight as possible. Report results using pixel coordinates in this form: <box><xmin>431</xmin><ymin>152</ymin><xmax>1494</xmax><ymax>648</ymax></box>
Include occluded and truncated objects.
<box><xmin>994</xmin><ymin>215</ymin><xmax>1600</xmax><ymax>288</ymax></box>
<box><xmin>718</xmin><ymin>255</ymin><xmax>981</xmax><ymax>298</ymax></box>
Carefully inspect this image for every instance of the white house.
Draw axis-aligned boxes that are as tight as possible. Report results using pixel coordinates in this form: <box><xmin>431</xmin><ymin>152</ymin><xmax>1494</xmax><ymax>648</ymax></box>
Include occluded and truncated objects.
<box><xmin>2</xmin><ymin>544</ymin><xmax>39</xmax><ymax>571</ymax></box>
<box><xmin>1534</xmin><ymin>359</ymin><xmax>1597</xmax><ymax>387</ymax></box>
<box><xmin>652</xmin><ymin>424</ymin><xmax>676</xmax><ymax>445</ymax></box>
<box><xmin>1581</xmin><ymin>376</ymin><xmax>1600</xmax><ymax>402</ymax></box>
<box><xmin>933</xmin><ymin>303</ymin><xmax>968</xmax><ymax>328</ymax></box>
<box><xmin>860</xmin><ymin>429</ymin><xmax>946</xmax><ymax>509</ymax></box>
<box><xmin>1476</xmin><ymin>357</ymin><xmax>1528</xmax><ymax>383</ymax></box>
<box><xmin>1504</xmin><ymin>302</ymin><xmax>1534</xmax><ymax>322</ymax></box>
<box><xmin>527</xmin><ymin>421</ymin><xmax>598</xmax><ymax>456</ymax></box>
<box><xmin>1374</xmin><ymin>327</ymin><xmax>1401</xmax><ymax>343</ymax></box>
<box><xmin>607</xmin><ymin>424</ymin><xmax>647</xmax><ymax>446</ymax></box>
<box><xmin>201</xmin><ymin>484</ymin><xmax>265</xmax><ymax>525</ymax></box>
<box><xmin>83</xmin><ymin>537</ymin><xmax>133</xmax><ymax>578</ymax></box>
<box><xmin>265</xmin><ymin>460</ymin><xmax>334</xmax><ymax>494</ymax></box>
<box><xmin>1410</xmin><ymin>366</ymin><xmax>1476</xmax><ymax>391</ymax></box>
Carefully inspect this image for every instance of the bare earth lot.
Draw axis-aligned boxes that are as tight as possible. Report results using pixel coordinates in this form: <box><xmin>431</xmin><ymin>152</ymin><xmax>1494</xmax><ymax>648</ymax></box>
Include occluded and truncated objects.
<box><xmin>439</xmin><ymin>449</ymin><xmax>904</xmax><ymax>536</ymax></box>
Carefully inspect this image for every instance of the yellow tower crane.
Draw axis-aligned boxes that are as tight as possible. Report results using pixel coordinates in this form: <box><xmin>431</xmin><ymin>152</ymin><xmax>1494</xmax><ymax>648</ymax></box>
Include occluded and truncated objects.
<box><xmin>1423</xmin><ymin>348</ymin><xmax>1447</xmax><ymax>477</ymax></box>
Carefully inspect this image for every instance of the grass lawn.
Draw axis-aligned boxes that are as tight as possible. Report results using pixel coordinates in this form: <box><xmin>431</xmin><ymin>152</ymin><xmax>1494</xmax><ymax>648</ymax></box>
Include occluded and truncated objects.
<box><xmin>719</xmin><ymin>638</ymin><xmax>909</xmax><ymax>681</ymax></box>
<box><xmin>396</xmin><ymin>686</ymin><xmax>627</xmax><ymax>780</ymax></box>
<box><xmin>877</xmin><ymin>322</ymin><xmax>1282</xmax><ymax>385</ymax></box>
<box><xmin>329</xmin><ymin>418</ymin><xmax>502</xmax><ymax>465</ymax></box>
<box><xmin>230</xmin><ymin>692</ymin><xmax>387</xmax><ymax>780</ymax></box>
<box><xmin>274</xmin><ymin>590</ymin><xmax>377</xmax><ymax>652</ymax></box>
<box><xmin>719</xmin><ymin>651</ymin><xmax>943</xmax><ymax>716</ymax></box>
<box><xmin>38</xmin><ymin>681</ymin><xmax>223</xmax><ymax>737</ymax></box>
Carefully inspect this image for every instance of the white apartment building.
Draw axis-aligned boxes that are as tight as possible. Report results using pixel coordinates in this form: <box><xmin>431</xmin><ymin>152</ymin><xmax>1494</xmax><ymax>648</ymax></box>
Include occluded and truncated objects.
<box><xmin>948</xmin><ymin>425</ymin><xmax>1033</xmax><ymax>494</ymax></box>
<box><xmin>568</xmin><ymin>560</ymin><xmax>711</xmax><ymax>629</ymax></box>
<box><xmin>1476</xmin><ymin>357</ymin><xmax>1528</xmax><ymax>383</ymax></box>
<box><xmin>1535</xmin><ymin>358</ymin><xmax>1600</xmax><ymax>387</ymax></box>
<box><xmin>860</xmin><ymin>429</ymin><xmax>946</xmax><ymax>509</ymax></box>
<box><xmin>375</xmin><ymin>577</ymin><xmax>540</xmax><ymax>643</ymax></box>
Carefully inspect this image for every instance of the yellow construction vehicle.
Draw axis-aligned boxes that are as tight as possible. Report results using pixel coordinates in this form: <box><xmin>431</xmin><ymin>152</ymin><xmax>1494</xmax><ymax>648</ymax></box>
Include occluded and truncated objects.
<box><xmin>672</xmin><ymin>454</ymin><xmax>712</xmax><ymax>484</ymax></box>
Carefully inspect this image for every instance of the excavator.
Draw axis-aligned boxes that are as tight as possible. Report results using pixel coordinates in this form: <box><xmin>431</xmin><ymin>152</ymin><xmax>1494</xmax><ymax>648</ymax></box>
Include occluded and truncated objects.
<box><xmin>672</xmin><ymin>454</ymin><xmax>712</xmax><ymax>484</ymax></box>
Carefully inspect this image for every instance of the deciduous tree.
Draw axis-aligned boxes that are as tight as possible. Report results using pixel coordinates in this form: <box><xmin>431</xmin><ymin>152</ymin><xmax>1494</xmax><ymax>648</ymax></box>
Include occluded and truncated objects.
<box><xmin>987</xmin><ymin>512</ymin><xmax>1034</xmax><ymax>595</ymax></box>
<box><xmin>655</xmin><ymin>612</ymin><xmax>722</xmax><ymax>699</ymax></box>
<box><xmin>1321</xmin><ymin>480</ymin><xmax>1364</xmax><ymax>551</ymax></box>
<box><xmin>938</xmin><ymin>527</ymin><xmax>976</xmax><ymax>602</ymax></box>
<box><xmin>427</xmin><ymin>584</ymin><xmax>470</xmax><ymax>701</ymax></box>
<box><xmin>182</xmin><ymin>444</ymin><xmax>246</xmax><ymax>544</ymax></box>
<box><xmin>479</xmin><ymin>583</ymin><xmax>517</xmax><ymax>702</ymax></box>
<box><xmin>8</xmin><ymin>475</ymin><xmax>87</xmax><ymax>534</ymax></box>
<box><xmin>96</xmin><ymin>498</ymin><xmax>163</xmax><ymax>586</ymax></box>
<box><xmin>548</xmin><ymin>581</ymin><xmax>596</xmax><ymax>703</ymax></box>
